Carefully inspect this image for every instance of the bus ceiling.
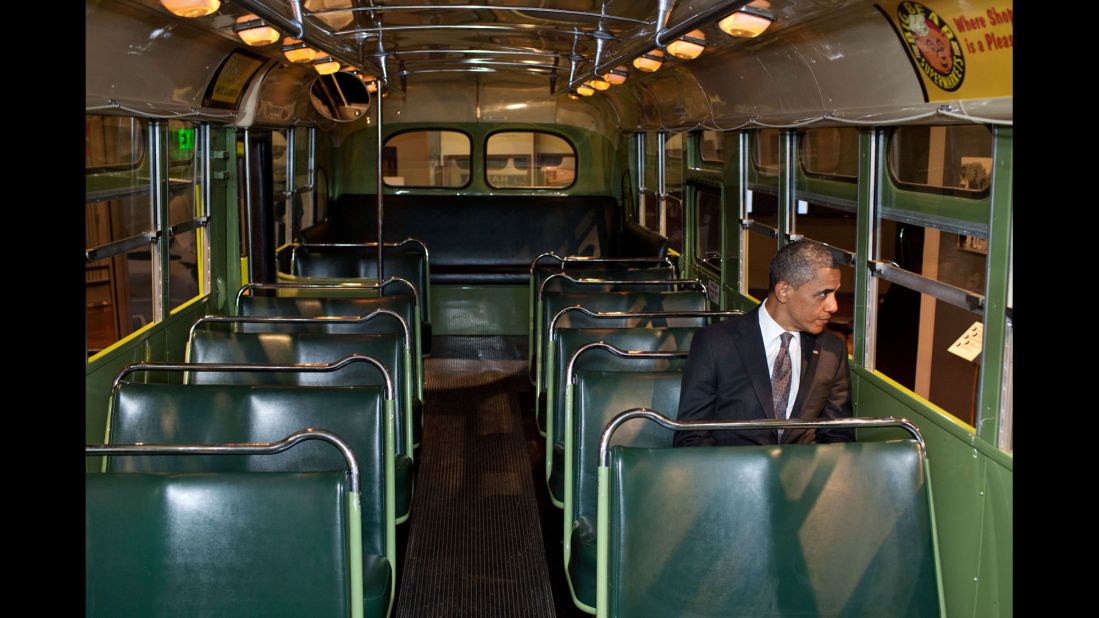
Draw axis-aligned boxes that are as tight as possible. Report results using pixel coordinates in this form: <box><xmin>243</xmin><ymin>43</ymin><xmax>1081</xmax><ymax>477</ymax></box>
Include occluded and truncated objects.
<box><xmin>86</xmin><ymin>0</ymin><xmax>1013</xmax><ymax>130</ymax></box>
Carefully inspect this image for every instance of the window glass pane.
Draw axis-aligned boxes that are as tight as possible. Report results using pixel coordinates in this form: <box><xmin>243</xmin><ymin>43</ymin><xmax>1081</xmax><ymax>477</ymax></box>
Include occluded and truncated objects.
<box><xmin>86</xmin><ymin>115</ymin><xmax>146</xmax><ymax>170</ymax></box>
<box><xmin>748</xmin><ymin>190</ymin><xmax>778</xmax><ymax>230</ymax></box>
<box><xmin>316</xmin><ymin>169</ymin><xmax>329</xmax><ymax>222</ymax></box>
<box><xmin>874</xmin><ymin>213</ymin><xmax>989</xmax><ymax>426</ymax></box>
<box><xmin>643</xmin><ymin>132</ymin><xmax>659</xmax><ymax>191</ymax></box>
<box><xmin>271</xmin><ymin>129</ymin><xmax>290</xmax><ymax>246</ymax></box>
<box><xmin>294</xmin><ymin>127</ymin><xmax>313</xmax><ymax>232</ymax></box>
<box><xmin>889</xmin><ymin>125</ymin><xmax>993</xmax><ymax>195</ymax></box>
<box><xmin>641</xmin><ymin>191</ymin><xmax>660</xmax><ymax>232</ymax></box>
<box><xmin>695</xmin><ymin>186</ymin><xmax>721</xmax><ymax>270</ymax></box>
<box><xmin>664</xmin><ymin>134</ymin><xmax>683</xmax><ymax>252</ymax></box>
<box><xmin>699</xmin><ymin>130</ymin><xmax>724</xmax><ymax>163</ymax></box>
<box><xmin>168</xmin><ymin>120</ymin><xmax>201</xmax><ymax>309</ymax></box>
<box><xmin>799</xmin><ymin>127</ymin><xmax>858</xmax><ymax>179</ymax></box>
<box><xmin>752</xmin><ymin>128</ymin><xmax>780</xmax><ymax>175</ymax></box>
<box><xmin>794</xmin><ymin>202</ymin><xmax>857</xmax><ymax>254</ymax></box>
<box><xmin>746</xmin><ymin>229</ymin><xmax>775</xmax><ymax>301</ymax></box>
<box><xmin>87</xmin><ymin>248</ymin><xmax>154</xmax><ymax>357</ymax></box>
<box><xmin>486</xmin><ymin>131</ymin><xmax>575</xmax><ymax>189</ymax></box>
<box><xmin>877</xmin><ymin>219</ymin><xmax>987</xmax><ymax>294</ymax></box>
<box><xmin>874</xmin><ymin>288</ymin><xmax>983</xmax><ymax>426</ymax></box>
<box><xmin>384</xmin><ymin>130</ymin><xmax>470</xmax><ymax>188</ymax></box>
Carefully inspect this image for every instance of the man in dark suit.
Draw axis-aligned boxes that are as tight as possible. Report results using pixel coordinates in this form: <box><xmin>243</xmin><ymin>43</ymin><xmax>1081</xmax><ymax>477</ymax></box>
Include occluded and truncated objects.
<box><xmin>675</xmin><ymin>239</ymin><xmax>854</xmax><ymax>446</ymax></box>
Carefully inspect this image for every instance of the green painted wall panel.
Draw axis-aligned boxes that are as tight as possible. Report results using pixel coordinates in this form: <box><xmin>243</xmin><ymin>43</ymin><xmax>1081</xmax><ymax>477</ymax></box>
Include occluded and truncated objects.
<box><xmin>86</xmin><ymin>298</ymin><xmax>210</xmax><ymax>471</ymax></box>
<box><xmin>976</xmin><ymin>458</ymin><xmax>1012</xmax><ymax>617</ymax></box>
<box><xmin>430</xmin><ymin>285</ymin><xmax>527</xmax><ymax>336</ymax></box>
<box><xmin>851</xmin><ymin>367</ymin><xmax>1010</xmax><ymax>618</ymax></box>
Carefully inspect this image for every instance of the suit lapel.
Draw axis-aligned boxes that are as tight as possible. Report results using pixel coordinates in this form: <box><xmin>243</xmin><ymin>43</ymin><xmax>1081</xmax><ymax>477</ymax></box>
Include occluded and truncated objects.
<box><xmin>735</xmin><ymin>307</ymin><xmax>776</xmax><ymax>420</ymax></box>
<box><xmin>791</xmin><ymin>331</ymin><xmax>820</xmax><ymax>419</ymax></box>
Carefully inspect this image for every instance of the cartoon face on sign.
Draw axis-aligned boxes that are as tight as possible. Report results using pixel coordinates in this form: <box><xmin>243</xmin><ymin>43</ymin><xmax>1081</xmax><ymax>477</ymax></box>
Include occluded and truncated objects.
<box><xmin>897</xmin><ymin>2</ymin><xmax>965</xmax><ymax>92</ymax></box>
<box><xmin>906</xmin><ymin>13</ymin><xmax>953</xmax><ymax>74</ymax></box>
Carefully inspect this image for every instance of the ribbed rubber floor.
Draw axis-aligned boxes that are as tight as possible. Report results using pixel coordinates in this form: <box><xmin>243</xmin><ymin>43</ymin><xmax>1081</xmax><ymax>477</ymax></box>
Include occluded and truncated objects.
<box><xmin>394</xmin><ymin>336</ymin><xmax>556</xmax><ymax>617</ymax></box>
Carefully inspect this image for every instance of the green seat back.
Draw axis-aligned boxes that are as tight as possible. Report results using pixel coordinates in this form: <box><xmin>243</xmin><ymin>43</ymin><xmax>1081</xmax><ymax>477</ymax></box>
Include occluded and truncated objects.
<box><xmin>188</xmin><ymin>330</ymin><xmax>410</xmax><ymax>456</ymax></box>
<box><xmin>605</xmin><ymin>441</ymin><xmax>941</xmax><ymax>617</ymax></box>
<box><xmin>536</xmin><ymin>289</ymin><xmax>706</xmax><ymax>397</ymax></box>
<box><xmin>87</xmin><ymin>470</ymin><xmax>353</xmax><ymax>617</ymax></box>
<box><xmin>544</xmin><ymin>327</ymin><xmax>694</xmax><ymax>503</ymax></box>
<box><xmin>565</xmin><ymin>370</ymin><xmax>681</xmax><ymax>611</ymax></box>
<box><xmin>107</xmin><ymin>383</ymin><xmax>391</xmax><ymax>562</ymax></box>
<box><xmin>528</xmin><ymin>265</ymin><xmax>675</xmax><ymax>378</ymax></box>
<box><xmin>236</xmin><ymin>294</ymin><xmax>424</xmax><ymax>398</ymax></box>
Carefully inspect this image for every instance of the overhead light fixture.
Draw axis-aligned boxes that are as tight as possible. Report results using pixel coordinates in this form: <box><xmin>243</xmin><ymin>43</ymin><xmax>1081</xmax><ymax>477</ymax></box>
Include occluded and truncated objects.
<box><xmin>589</xmin><ymin>78</ymin><xmax>611</xmax><ymax>91</ymax></box>
<box><xmin>366</xmin><ymin>81</ymin><xmax>379</xmax><ymax>93</ymax></box>
<box><xmin>576</xmin><ymin>84</ymin><xmax>595</xmax><ymax>96</ymax></box>
<box><xmin>718</xmin><ymin>1</ymin><xmax>775</xmax><ymax>38</ymax></box>
<box><xmin>602</xmin><ymin>66</ymin><xmax>629</xmax><ymax>85</ymax></box>
<box><xmin>359</xmin><ymin>74</ymin><xmax>378</xmax><ymax>84</ymax></box>
<box><xmin>305</xmin><ymin>0</ymin><xmax>354</xmax><ymax>31</ymax></box>
<box><xmin>313</xmin><ymin>56</ymin><xmax>340</xmax><ymax>75</ymax></box>
<box><xmin>632</xmin><ymin>49</ymin><xmax>664</xmax><ymax>73</ymax></box>
<box><xmin>282</xmin><ymin>37</ymin><xmax>317</xmax><ymax>63</ymax></box>
<box><xmin>160</xmin><ymin>0</ymin><xmax>220</xmax><ymax>17</ymax></box>
<box><xmin>235</xmin><ymin>13</ymin><xmax>280</xmax><ymax>46</ymax></box>
<box><xmin>666</xmin><ymin>29</ymin><xmax>706</xmax><ymax>60</ymax></box>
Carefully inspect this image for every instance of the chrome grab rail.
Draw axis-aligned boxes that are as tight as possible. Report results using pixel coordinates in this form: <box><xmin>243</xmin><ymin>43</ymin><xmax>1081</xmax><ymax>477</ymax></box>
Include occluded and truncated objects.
<box><xmin>529</xmin><ymin>252</ymin><xmax>675</xmax><ymax>278</ymax></box>
<box><xmin>549</xmin><ymin>308</ymin><xmax>743</xmax><ymax>345</ymax></box>
<box><xmin>112</xmin><ymin>354</ymin><xmax>394</xmax><ymax>402</ymax></box>
<box><xmin>598</xmin><ymin>409</ymin><xmax>925</xmax><ymax>466</ymax></box>
<box><xmin>538</xmin><ymin>273</ymin><xmax>704</xmax><ymax>302</ymax></box>
<box><xmin>87</xmin><ymin>428</ymin><xmax>361</xmax><ymax>494</ymax></box>
<box><xmin>566</xmin><ymin>342</ymin><xmax>689</xmax><ymax>386</ymax></box>
<box><xmin>188</xmin><ymin>309</ymin><xmax>409</xmax><ymax>351</ymax></box>
<box><xmin>235</xmin><ymin>277</ymin><xmax>420</xmax><ymax>312</ymax></box>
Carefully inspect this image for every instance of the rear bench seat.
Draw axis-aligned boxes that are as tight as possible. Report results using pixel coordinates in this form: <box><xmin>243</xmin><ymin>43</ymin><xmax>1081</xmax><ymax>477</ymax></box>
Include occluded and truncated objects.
<box><xmin>314</xmin><ymin>194</ymin><xmax>667</xmax><ymax>284</ymax></box>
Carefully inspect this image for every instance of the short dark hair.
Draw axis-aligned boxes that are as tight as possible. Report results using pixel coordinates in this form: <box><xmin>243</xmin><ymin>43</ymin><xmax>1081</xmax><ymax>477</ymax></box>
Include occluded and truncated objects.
<box><xmin>769</xmin><ymin>239</ymin><xmax>842</xmax><ymax>290</ymax></box>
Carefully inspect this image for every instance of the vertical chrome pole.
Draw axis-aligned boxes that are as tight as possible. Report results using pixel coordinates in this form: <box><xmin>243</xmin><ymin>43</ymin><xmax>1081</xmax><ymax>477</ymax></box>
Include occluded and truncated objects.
<box><xmin>243</xmin><ymin>128</ymin><xmax>255</xmax><ymax>283</ymax></box>
<box><xmin>376</xmin><ymin>83</ymin><xmax>384</xmax><ymax>280</ymax></box>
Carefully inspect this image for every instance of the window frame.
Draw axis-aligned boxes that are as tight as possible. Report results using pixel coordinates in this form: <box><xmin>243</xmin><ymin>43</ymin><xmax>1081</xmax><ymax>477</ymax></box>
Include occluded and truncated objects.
<box><xmin>382</xmin><ymin>128</ymin><xmax>474</xmax><ymax>190</ymax></box>
<box><xmin>483</xmin><ymin>129</ymin><xmax>578</xmax><ymax>191</ymax></box>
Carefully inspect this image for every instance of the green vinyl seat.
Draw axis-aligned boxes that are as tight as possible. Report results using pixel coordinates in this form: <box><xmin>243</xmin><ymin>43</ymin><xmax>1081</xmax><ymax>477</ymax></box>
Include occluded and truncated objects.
<box><xmin>187</xmin><ymin>330</ymin><xmax>415</xmax><ymax>522</ymax></box>
<box><xmin>544</xmin><ymin>327</ymin><xmax>695</xmax><ymax>505</ymax></box>
<box><xmin>565</xmin><ymin>370</ymin><xmax>682</xmax><ymax>614</ymax></box>
<box><xmin>601</xmin><ymin>440</ymin><xmax>942</xmax><ymax>617</ymax></box>
<box><xmin>104</xmin><ymin>383</ymin><xmax>394</xmax><ymax>617</ymax></box>
<box><xmin>87</xmin><ymin>469</ymin><xmax>365</xmax><ymax>616</ymax></box>
<box><xmin>234</xmin><ymin>295</ymin><xmax>425</xmax><ymax>445</ymax></box>
<box><xmin>535</xmin><ymin>289</ymin><xmax>706</xmax><ymax>433</ymax></box>
<box><xmin>528</xmin><ymin>264</ymin><xmax>675</xmax><ymax>380</ymax></box>
<box><xmin>280</xmin><ymin>242</ymin><xmax>432</xmax><ymax>350</ymax></box>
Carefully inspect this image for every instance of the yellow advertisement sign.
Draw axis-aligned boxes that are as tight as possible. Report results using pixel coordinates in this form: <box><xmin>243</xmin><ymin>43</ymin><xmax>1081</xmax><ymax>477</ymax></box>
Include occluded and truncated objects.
<box><xmin>882</xmin><ymin>1</ymin><xmax>1013</xmax><ymax>101</ymax></box>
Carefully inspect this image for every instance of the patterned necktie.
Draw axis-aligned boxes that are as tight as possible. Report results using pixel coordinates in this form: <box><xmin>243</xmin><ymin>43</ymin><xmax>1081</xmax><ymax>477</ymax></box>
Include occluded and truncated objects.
<box><xmin>772</xmin><ymin>332</ymin><xmax>793</xmax><ymax>421</ymax></box>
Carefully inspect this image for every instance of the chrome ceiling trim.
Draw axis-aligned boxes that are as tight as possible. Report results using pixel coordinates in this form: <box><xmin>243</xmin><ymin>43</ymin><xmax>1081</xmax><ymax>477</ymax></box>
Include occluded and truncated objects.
<box><xmin>308</xmin><ymin>4</ymin><xmax>647</xmax><ymax>25</ymax></box>
<box><xmin>335</xmin><ymin>23</ymin><xmax>622</xmax><ymax>40</ymax></box>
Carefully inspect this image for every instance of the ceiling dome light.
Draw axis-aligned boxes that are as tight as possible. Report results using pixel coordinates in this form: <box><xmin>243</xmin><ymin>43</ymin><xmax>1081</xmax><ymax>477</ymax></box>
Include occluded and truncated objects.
<box><xmin>602</xmin><ymin>66</ymin><xmax>628</xmax><ymax>85</ymax></box>
<box><xmin>576</xmin><ymin>84</ymin><xmax>595</xmax><ymax>96</ymax></box>
<box><xmin>589</xmin><ymin>78</ymin><xmax>610</xmax><ymax>91</ymax></box>
<box><xmin>632</xmin><ymin>49</ymin><xmax>664</xmax><ymax>73</ymax></box>
<box><xmin>313</xmin><ymin>56</ymin><xmax>340</xmax><ymax>75</ymax></box>
<box><xmin>718</xmin><ymin>1</ymin><xmax>774</xmax><ymax>38</ymax></box>
<box><xmin>235</xmin><ymin>14</ymin><xmax>280</xmax><ymax>46</ymax></box>
<box><xmin>666</xmin><ymin>29</ymin><xmax>706</xmax><ymax>60</ymax></box>
<box><xmin>282</xmin><ymin>37</ymin><xmax>317</xmax><ymax>63</ymax></box>
<box><xmin>305</xmin><ymin>0</ymin><xmax>354</xmax><ymax>31</ymax></box>
<box><xmin>366</xmin><ymin>81</ymin><xmax>379</xmax><ymax>93</ymax></box>
<box><xmin>160</xmin><ymin>0</ymin><xmax>220</xmax><ymax>17</ymax></box>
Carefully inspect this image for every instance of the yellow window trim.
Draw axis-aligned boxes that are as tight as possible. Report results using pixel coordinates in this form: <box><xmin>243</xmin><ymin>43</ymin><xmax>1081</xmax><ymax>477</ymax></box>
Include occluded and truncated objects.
<box><xmin>86</xmin><ymin>319</ymin><xmax>159</xmax><ymax>365</ymax></box>
<box><xmin>169</xmin><ymin>293</ymin><xmax>210</xmax><ymax>316</ymax></box>
<box><xmin>865</xmin><ymin>367</ymin><xmax>976</xmax><ymax>435</ymax></box>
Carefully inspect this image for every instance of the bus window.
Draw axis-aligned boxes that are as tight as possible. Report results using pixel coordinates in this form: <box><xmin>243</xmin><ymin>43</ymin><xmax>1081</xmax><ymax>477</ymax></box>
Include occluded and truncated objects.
<box><xmin>694</xmin><ymin>185</ymin><xmax>722</xmax><ymax>272</ymax></box>
<box><xmin>86</xmin><ymin>115</ymin><xmax>153</xmax><ymax>356</ymax></box>
<box><xmin>294</xmin><ymin>126</ymin><xmax>314</xmax><ymax>232</ymax></box>
<box><xmin>384</xmin><ymin>130</ymin><xmax>471</xmax><ymax>188</ymax></box>
<box><xmin>486</xmin><ymin>131</ymin><xmax>575</xmax><ymax>189</ymax></box>
<box><xmin>271</xmin><ymin>129</ymin><xmax>290</xmax><ymax>246</ymax></box>
<box><xmin>641</xmin><ymin>132</ymin><xmax>659</xmax><ymax>233</ymax></box>
<box><xmin>664</xmin><ymin>133</ymin><xmax>684</xmax><ymax>252</ymax></box>
<box><xmin>874</xmin><ymin>216</ymin><xmax>989</xmax><ymax>427</ymax></box>
<box><xmin>746</xmin><ymin>129</ymin><xmax>780</xmax><ymax>300</ymax></box>
<box><xmin>699</xmin><ymin>129</ymin><xmax>725</xmax><ymax>164</ymax></box>
<box><xmin>889</xmin><ymin>125</ymin><xmax>993</xmax><ymax>196</ymax></box>
<box><xmin>167</xmin><ymin>120</ymin><xmax>201</xmax><ymax>309</ymax></box>
<box><xmin>800</xmin><ymin>127</ymin><xmax>858</xmax><ymax>180</ymax></box>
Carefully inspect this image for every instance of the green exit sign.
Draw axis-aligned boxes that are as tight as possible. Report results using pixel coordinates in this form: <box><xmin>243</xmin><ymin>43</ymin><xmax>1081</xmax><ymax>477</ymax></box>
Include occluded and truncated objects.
<box><xmin>176</xmin><ymin>128</ymin><xmax>194</xmax><ymax>150</ymax></box>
